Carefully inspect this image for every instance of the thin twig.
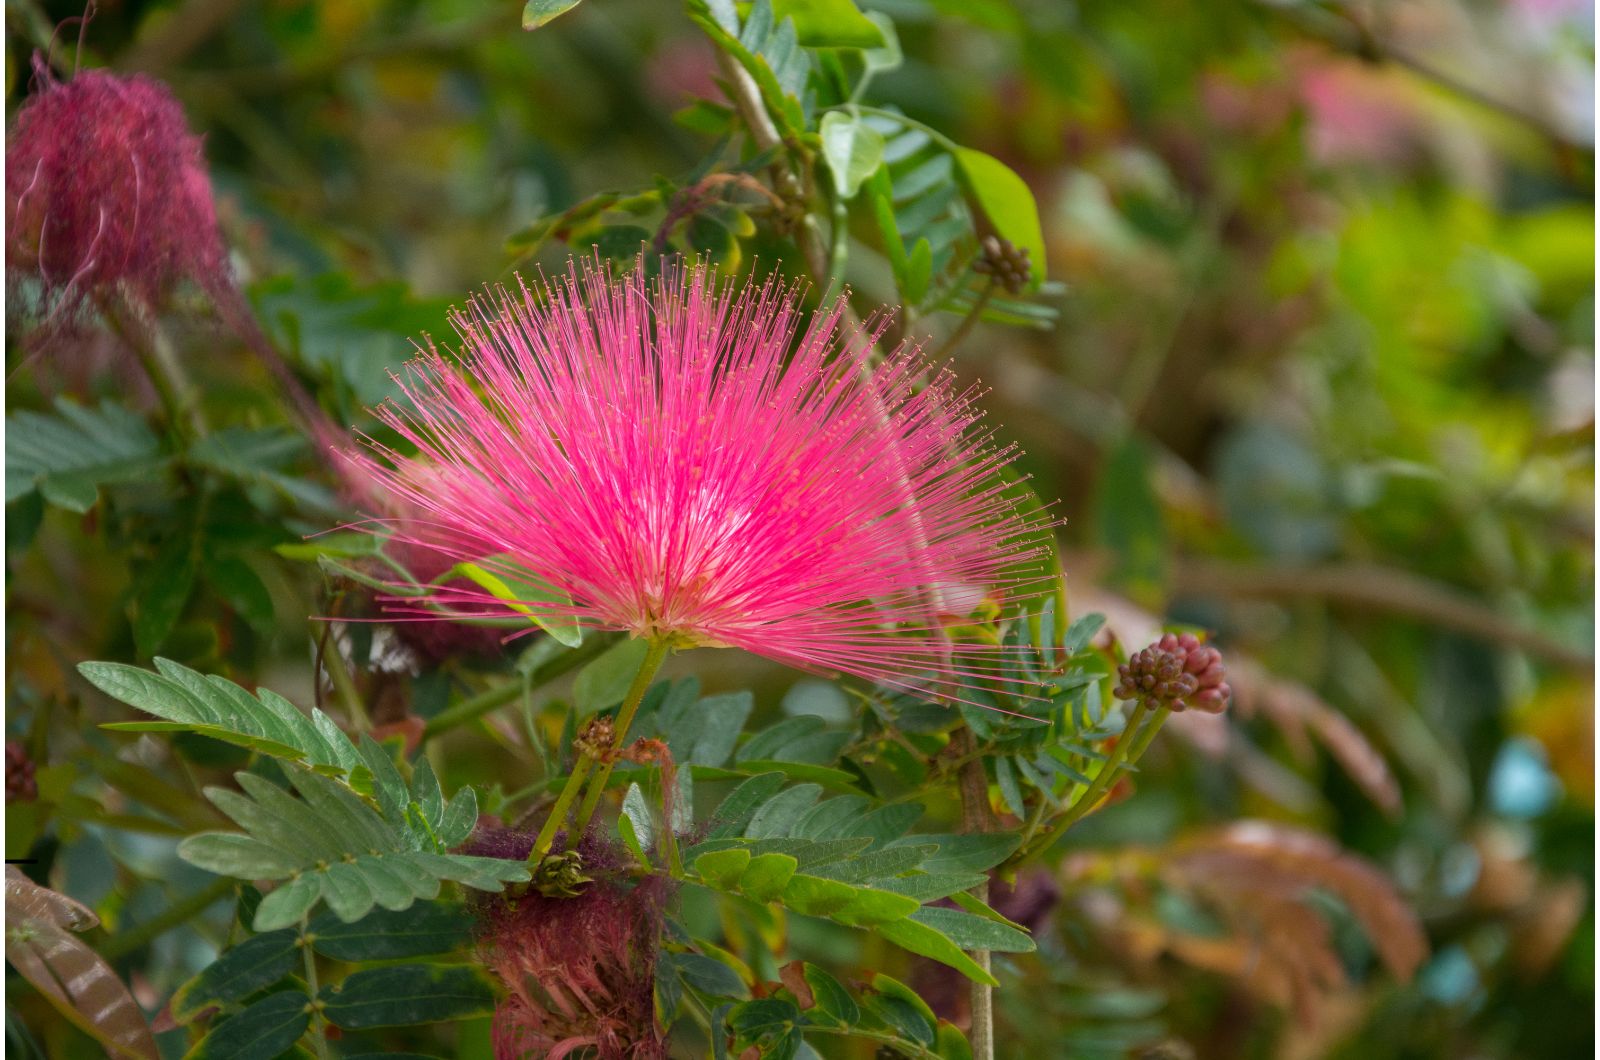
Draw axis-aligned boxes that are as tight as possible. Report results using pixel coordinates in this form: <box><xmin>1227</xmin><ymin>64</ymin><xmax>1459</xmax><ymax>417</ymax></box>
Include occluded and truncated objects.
<box><xmin>97</xmin><ymin>877</ymin><xmax>234</xmax><ymax>960</ymax></box>
<box><xmin>1172</xmin><ymin>559</ymin><xmax>1592</xmax><ymax>671</ymax></box>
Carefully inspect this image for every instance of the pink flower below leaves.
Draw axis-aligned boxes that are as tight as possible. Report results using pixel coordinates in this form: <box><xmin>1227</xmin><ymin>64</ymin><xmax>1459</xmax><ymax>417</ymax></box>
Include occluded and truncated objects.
<box><xmin>344</xmin><ymin>260</ymin><xmax>1048</xmax><ymax>699</ymax></box>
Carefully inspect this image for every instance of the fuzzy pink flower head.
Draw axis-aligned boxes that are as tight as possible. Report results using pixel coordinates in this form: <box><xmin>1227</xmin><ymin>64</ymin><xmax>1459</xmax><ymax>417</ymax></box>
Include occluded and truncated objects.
<box><xmin>6</xmin><ymin>57</ymin><xmax>228</xmax><ymax>313</ymax></box>
<box><xmin>345</xmin><ymin>260</ymin><xmax>1049</xmax><ymax>698</ymax></box>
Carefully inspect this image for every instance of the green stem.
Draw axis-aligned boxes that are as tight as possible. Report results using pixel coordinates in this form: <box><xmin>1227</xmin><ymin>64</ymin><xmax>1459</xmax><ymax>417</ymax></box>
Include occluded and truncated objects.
<box><xmin>320</xmin><ymin>625</ymin><xmax>369</xmax><ymax>733</ymax></box>
<box><xmin>528</xmin><ymin>754</ymin><xmax>595</xmax><ymax>864</ymax></box>
<box><xmin>101</xmin><ymin>293</ymin><xmax>208</xmax><ymax>439</ymax></box>
<box><xmin>97</xmin><ymin>877</ymin><xmax>233</xmax><ymax>961</ymax></box>
<box><xmin>834</xmin><ymin>104</ymin><xmax>961</xmax><ymax>153</ymax></box>
<box><xmin>299</xmin><ymin>916</ymin><xmax>331</xmax><ymax>1060</ymax></box>
<box><xmin>566</xmin><ymin>638</ymin><xmax>673</xmax><ymax>848</ymax></box>
<box><xmin>1059</xmin><ymin>702</ymin><xmax>1151</xmax><ymax>830</ymax></box>
<box><xmin>423</xmin><ymin>633</ymin><xmax>612</xmax><ymax>740</ymax></box>
<box><xmin>929</xmin><ymin>277</ymin><xmax>996</xmax><ymax>364</ymax></box>
<box><xmin>822</xmin><ymin>190</ymin><xmax>850</xmax><ymax>304</ymax></box>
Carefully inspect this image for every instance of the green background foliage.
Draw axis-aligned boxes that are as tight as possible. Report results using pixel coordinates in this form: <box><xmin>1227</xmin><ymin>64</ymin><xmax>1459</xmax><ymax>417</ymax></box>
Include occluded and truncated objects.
<box><xmin>5</xmin><ymin>0</ymin><xmax>1593</xmax><ymax>1058</ymax></box>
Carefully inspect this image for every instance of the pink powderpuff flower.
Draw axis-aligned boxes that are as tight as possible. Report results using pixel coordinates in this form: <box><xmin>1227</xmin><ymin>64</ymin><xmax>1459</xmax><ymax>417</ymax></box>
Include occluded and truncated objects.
<box><xmin>6</xmin><ymin>57</ymin><xmax>230</xmax><ymax>316</ymax></box>
<box><xmin>343</xmin><ymin>259</ymin><xmax>1050</xmax><ymax>700</ymax></box>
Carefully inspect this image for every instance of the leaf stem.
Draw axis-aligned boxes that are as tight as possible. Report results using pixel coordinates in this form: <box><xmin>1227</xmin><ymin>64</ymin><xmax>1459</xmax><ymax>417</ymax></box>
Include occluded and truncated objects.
<box><xmin>929</xmin><ymin>277</ymin><xmax>997</xmax><ymax>364</ymax></box>
<box><xmin>318</xmin><ymin>625</ymin><xmax>369</xmax><ymax>733</ymax></box>
<box><xmin>299</xmin><ymin>915</ymin><xmax>331</xmax><ymax>1060</ymax></box>
<box><xmin>97</xmin><ymin>876</ymin><xmax>233</xmax><ymax>960</ymax></box>
<box><xmin>423</xmin><ymin>633</ymin><xmax>613</xmax><ymax>740</ymax></box>
<box><xmin>566</xmin><ymin>637</ymin><xmax>674</xmax><ymax>847</ymax></box>
<box><xmin>528</xmin><ymin>754</ymin><xmax>596</xmax><ymax>864</ymax></box>
<box><xmin>1058</xmin><ymin>701</ymin><xmax>1151</xmax><ymax>830</ymax></box>
<box><xmin>101</xmin><ymin>292</ymin><xmax>208</xmax><ymax>439</ymax></box>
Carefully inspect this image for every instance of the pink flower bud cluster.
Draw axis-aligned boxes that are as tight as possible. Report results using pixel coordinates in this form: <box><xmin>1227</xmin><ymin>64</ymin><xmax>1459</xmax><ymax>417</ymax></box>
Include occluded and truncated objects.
<box><xmin>1114</xmin><ymin>632</ymin><xmax>1231</xmax><ymax>713</ymax></box>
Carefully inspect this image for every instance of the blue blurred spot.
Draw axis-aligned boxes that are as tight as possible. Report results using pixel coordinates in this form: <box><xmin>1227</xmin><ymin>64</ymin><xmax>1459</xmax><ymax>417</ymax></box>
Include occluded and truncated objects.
<box><xmin>1487</xmin><ymin>737</ymin><xmax>1562</xmax><ymax>819</ymax></box>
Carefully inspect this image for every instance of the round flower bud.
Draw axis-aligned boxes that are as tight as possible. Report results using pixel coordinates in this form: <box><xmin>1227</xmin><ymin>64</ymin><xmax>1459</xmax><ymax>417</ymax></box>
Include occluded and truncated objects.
<box><xmin>1114</xmin><ymin>632</ymin><xmax>1231</xmax><ymax>713</ymax></box>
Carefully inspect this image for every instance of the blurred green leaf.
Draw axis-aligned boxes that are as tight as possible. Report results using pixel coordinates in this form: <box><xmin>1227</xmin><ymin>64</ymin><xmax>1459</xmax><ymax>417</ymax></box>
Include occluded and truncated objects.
<box><xmin>819</xmin><ymin>111</ymin><xmax>885</xmax><ymax>199</ymax></box>
<box><xmin>522</xmin><ymin>0</ymin><xmax>584</xmax><ymax>31</ymax></box>
<box><xmin>319</xmin><ymin>963</ymin><xmax>497</xmax><ymax>1028</ymax></box>
<box><xmin>954</xmin><ymin>148</ymin><xmax>1047</xmax><ymax>290</ymax></box>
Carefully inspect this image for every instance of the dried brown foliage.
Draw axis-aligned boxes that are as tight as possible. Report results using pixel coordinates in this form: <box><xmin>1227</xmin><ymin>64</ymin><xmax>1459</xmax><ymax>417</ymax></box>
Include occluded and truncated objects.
<box><xmin>1061</xmin><ymin>821</ymin><xmax>1426</xmax><ymax>1028</ymax></box>
<box><xmin>1078</xmin><ymin>585</ymin><xmax>1401</xmax><ymax>815</ymax></box>
<box><xmin>4</xmin><ymin>867</ymin><xmax>160</xmax><ymax>1059</ymax></box>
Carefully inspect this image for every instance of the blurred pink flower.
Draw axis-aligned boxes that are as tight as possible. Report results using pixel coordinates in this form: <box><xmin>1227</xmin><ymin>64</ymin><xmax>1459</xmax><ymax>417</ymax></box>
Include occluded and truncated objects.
<box><xmin>345</xmin><ymin>260</ymin><xmax>1047</xmax><ymax>698</ymax></box>
<box><xmin>6</xmin><ymin>58</ymin><xmax>229</xmax><ymax>314</ymax></box>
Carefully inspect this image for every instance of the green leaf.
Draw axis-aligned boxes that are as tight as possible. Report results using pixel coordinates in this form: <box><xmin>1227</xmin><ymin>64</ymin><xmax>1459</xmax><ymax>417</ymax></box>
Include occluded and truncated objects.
<box><xmin>409</xmin><ymin>758</ymin><xmax>445</xmax><ymax>832</ymax></box>
<box><xmin>5</xmin><ymin>399</ymin><xmax>166</xmax><ymax>512</ymax></box>
<box><xmin>436</xmin><ymin>786</ymin><xmax>478</xmax><ymax>850</ymax></box>
<box><xmin>706</xmin><ymin>772</ymin><xmax>787</xmax><ymax>839</ymax></box>
<box><xmin>319</xmin><ymin>963</ymin><xmax>498</xmax><ymax>1029</ymax></box>
<box><xmin>909</xmin><ymin>906</ymin><xmax>1035</xmax><ymax>953</ymax></box>
<box><xmin>737</xmin><ymin>717</ymin><xmax>847</xmax><ymax>765</ymax></box>
<box><xmin>900</xmin><ymin>833</ymin><xmax>1019</xmax><ymax>874</ymax></box>
<box><xmin>772</xmin><ymin>0</ymin><xmax>884</xmax><ymax>48</ymax></box>
<box><xmin>573</xmin><ymin>638</ymin><xmax>650</xmax><ymax>716</ymax></box>
<box><xmin>779</xmin><ymin>873</ymin><xmax>857</xmax><ymax>917</ymax></box>
<box><xmin>667</xmin><ymin>951</ymin><xmax>747</xmax><ymax>999</ymax></box>
<box><xmin>694</xmin><ymin>847</ymin><xmax>753</xmax><ymax>890</ymax></box>
<box><xmin>175</xmin><ymin>835</ymin><xmax>302</xmax><ymax>880</ymax></box>
<box><xmin>936</xmin><ymin>1021</ymin><xmax>974</xmax><ymax>1060</ymax></box>
<box><xmin>170</xmin><ymin>930</ymin><xmax>299</xmax><ymax>1024</ymax></box>
<box><xmin>904</xmin><ymin>237</ymin><xmax>934</xmax><ymax>305</ymax></box>
<box><xmin>451</xmin><ymin>556</ymin><xmax>582</xmax><ymax>647</ymax></box>
<box><xmin>737</xmin><ymin>852</ymin><xmax>799</xmax><ymax>902</ymax></box>
<box><xmin>660</xmin><ymin>690</ymin><xmax>752</xmax><ymax>768</ymax></box>
<box><xmin>875</xmin><ymin>918</ymin><xmax>997</xmax><ymax>986</ymax></box>
<box><xmin>621</xmin><ymin>783</ymin><xmax>655</xmax><ymax>851</ymax></box>
<box><xmin>820</xmin><ymin>111</ymin><xmax>885</xmax><ymax>199</ymax></box>
<box><xmin>522</xmin><ymin>0</ymin><xmax>583</xmax><ymax>30</ymax></box>
<box><xmin>130</xmin><ymin>532</ymin><xmax>199</xmax><ymax>658</ymax></box>
<box><xmin>833</xmin><ymin>885</ymin><xmax>921</xmax><ymax>926</ymax></box>
<box><xmin>1094</xmin><ymin>436</ymin><xmax>1167</xmax><ymax>596</ymax></box>
<box><xmin>211</xmin><ymin>556</ymin><xmax>275</xmax><ymax>632</ymax></box>
<box><xmin>184</xmin><ymin>990</ymin><xmax>310</xmax><ymax>1060</ymax></box>
<box><xmin>82</xmin><ymin>660</ymin><xmax>357</xmax><ymax>776</ymax></box>
<box><xmin>744</xmin><ymin>784</ymin><xmax>822</xmax><ymax>838</ymax></box>
<box><xmin>251</xmin><ymin>876</ymin><xmax>323</xmax><ymax>932</ymax></box>
<box><xmin>179</xmin><ymin>766</ymin><xmax>527</xmax><ymax>931</ymax></box>
<box><xmin>309</xmin><ymin>902</ymin><xmax>473</xmax><ymax>961</ymax></box>
<box><xmin>871</xmin><ymin>872</ymin><xmax>990</xmax><ymax>903</ymax></box>
<box><xmin>861</xmin><ymin>11</ymin><xmax>901</xmax><ymax>72</ymax></box>
<box><xmin>954</xmin><ymin>148</ymin><xmax>1047</xmax><ymax>290</ymax></box>
<box><xmin>799</xmin><ymin>964</ymin><xmax>858</xmax><ymax>1025</ymax></box>
<box><xmin>868</xmin><ymin>973</ymin><xmax>937</xmax><ymax>1045</ymax></box>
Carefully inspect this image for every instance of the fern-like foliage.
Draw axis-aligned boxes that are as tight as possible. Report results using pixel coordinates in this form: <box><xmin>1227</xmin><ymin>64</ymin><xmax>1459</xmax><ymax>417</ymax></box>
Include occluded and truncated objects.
<box><xmin>634</xmin><ymin>771</ymin><xmax>1034</xmax><ymax>986</ymax></box>
<box><xmin>82</xmin><ymin>658</ymin><xmax>366</xmax><ymax>776</ymax></box>
<box><xmin>78</xmin><ymin>659</ymin><xmax>528</xmax><ymax>930</ymax></box>
<box><xmin>5</xmin><ymin>399</ymin><xmax>167</xmax><ymax>513</ymax></box>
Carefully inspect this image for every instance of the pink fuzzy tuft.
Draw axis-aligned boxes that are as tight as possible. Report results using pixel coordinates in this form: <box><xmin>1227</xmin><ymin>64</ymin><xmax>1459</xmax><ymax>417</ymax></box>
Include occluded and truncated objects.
<box><xmin>344</xmin><ymin>259</ymin><xmax>1051</xmax><ymax>701</ymax></box>
<box><xmin>6</xmin><ymin>57</ymin><xmax>229</xmax><ymax>314</ymax></box>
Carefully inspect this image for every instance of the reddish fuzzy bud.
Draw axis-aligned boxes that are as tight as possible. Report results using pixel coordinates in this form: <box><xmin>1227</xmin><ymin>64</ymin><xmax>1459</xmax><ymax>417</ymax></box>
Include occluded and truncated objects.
<box><xmin>466</xmin><ymin>830</ymin><xmax>670</xmax><ymax>1059</ymax></box>
<box><xmin>6</xmin><ymin>58</ymin><xmax>229</xmax><ymax>315</ymax></box>
<box><xmin>1114</xmin><ymin>632</ymin><xmax>1231</xmax><ymax>713</ymax></box>
<box><xmin>6</xmin><ymin>741</ymin><xmax>38</xmax><ymax>803</ymax></box>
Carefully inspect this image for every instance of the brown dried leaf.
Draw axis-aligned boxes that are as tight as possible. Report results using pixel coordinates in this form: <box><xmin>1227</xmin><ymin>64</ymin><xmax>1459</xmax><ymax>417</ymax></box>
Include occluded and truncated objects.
<box><xmin>4</xmin><ymin>869</ymin><xmax>160</xmax><ymax>1060</ymax></box>
<box><xmin>1174</xmin><ymin>822</ymin><xmax>1428</xmax><ymax>984</ymax></box>
<box><xmin>1231</xmin><ymin>660</ymin><xmax>1402</xmax><ymax>817</ymax></box>
<box><xmin>778</xmin><ymin>960</ymin><xmax>814</xmax><ymax>1010</ymax></box>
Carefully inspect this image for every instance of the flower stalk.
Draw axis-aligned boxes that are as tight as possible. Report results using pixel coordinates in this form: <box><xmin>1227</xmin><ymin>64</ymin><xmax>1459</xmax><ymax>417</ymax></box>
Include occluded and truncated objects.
<box><xmin>529</xmin><ymin>637</ymin><xmax>671</xmax><ymax>865</ymax></box>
